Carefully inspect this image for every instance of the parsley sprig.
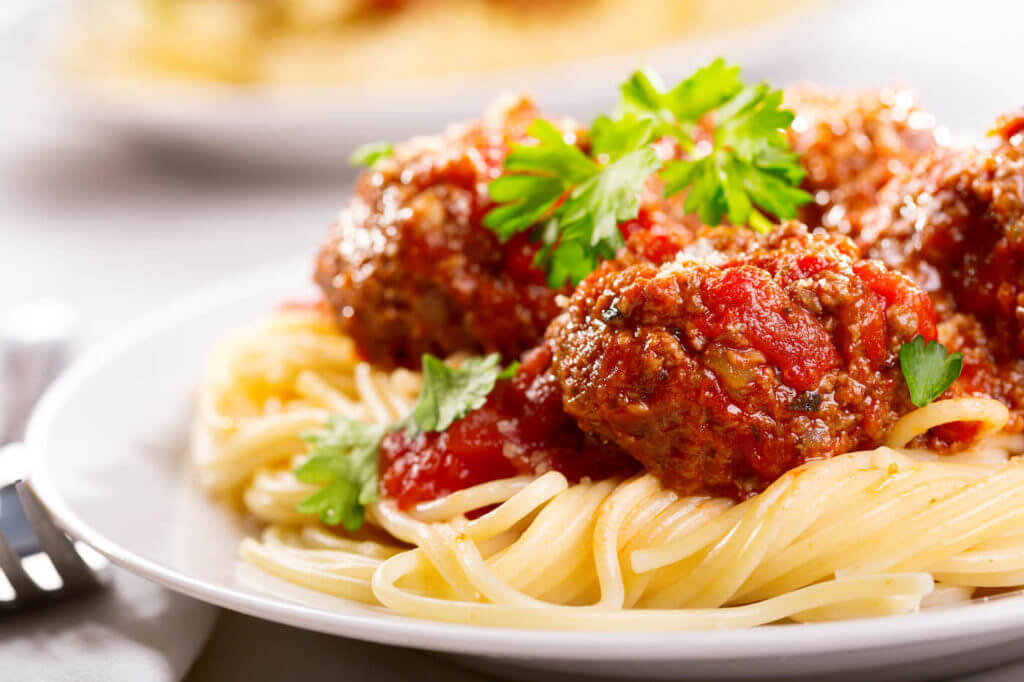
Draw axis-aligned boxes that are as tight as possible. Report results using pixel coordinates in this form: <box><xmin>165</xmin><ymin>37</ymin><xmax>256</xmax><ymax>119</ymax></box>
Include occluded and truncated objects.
<box><xmin>615</xmin><ymin>60</ymin><xmax>742</xmax><ymax>153</ymax></box>
<box><xmin>483</xmin><ymin>58</ymin><xmax>810</xmax><ymax>286</ymax></box>
<box><xmin>659</xmin><ymin>80</ymin><xmax>810</xmax><ymax>232</ymax></box>
<box><xmin>404</xmin><ymin>354</ymin><xmax>518</xmax><ymax>437</ymax></box>
<box><xmin>295</xmin><ymin>353</ymin><xmax>516</xmax><ymax>528</ymax></box>
<box><xmin>899</xmin><ymin>335</ymin><xmax>964</xmax><ymax>408</ymax></box>
<box><xmin>484</xmin><ymin>120</ymin><xmax>659</xmax><ymax>287</ymax></box>
<box><xmin>295</xmin><ymin>417</ymin><xmax>385</xmax><ymax>531</ymax></box>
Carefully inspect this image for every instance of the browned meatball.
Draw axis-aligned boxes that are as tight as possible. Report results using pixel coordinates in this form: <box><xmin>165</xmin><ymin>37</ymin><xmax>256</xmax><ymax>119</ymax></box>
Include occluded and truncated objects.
<box><xmin>315</xmin><ymin>96</ymin><xmax>568</xmax><ymax>368</ymax></box>
<box><xmin>785</xmin><ymin>86</ymin><xmax>939</xmax><ymax>239</ymax></box>
<box><xmin>859</xmin><ymin>113</ymin><xmax>1024</xmax><ymax>431</ymax></box>
<box><xmin>861</xmin><ymin>121</ymin><xmax>1024</xmax><ymax>355</ymax></box>
<box><xmin>547</xmin><ymin>223</ymin><xmax>939</xmax><ymax>498</ymax></box>
<box><xmin>316</xmin><ymin>96</ymin><xmax>700</xmax><ymax>369</ymax></box>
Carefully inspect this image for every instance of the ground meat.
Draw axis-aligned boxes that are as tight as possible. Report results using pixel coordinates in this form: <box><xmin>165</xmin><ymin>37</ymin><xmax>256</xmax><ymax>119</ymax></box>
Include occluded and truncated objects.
<box><xmin>860</xmin><ymin>124</ymin><xmax>1024</xmax><ymax>356</ymax></box>
<box><xmin>859</xmin><ymin>117</ymin><xmax>1024</xmax><ymax>429</ymax></box>
<box><xmin>378</xmin><ymin>342</ymin><xmax>638</xmax><ymax>508</ymax></box>
<box><xmin>785</xmin><ymin>86</ymin><xmax>938</xmax><ymax>239</ymax></box>
<box><xmin>547</xmin><ymin>223</ymin><xmax>940</xmax><ymax>499</ymax></box>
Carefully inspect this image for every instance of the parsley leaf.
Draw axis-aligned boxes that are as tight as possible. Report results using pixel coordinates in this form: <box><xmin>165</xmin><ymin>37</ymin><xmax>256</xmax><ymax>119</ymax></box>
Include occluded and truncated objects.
<box><xmin>350</xmin><ymin>141</ymin><xmax>393</xmax><ymax>167</ymax></box>
<box><xmin>498</xmin><ymin>361</ymin><xmax>520</xmax><ymax>379</ymax></box>
<box><xmin>405</xmin><ymin>353</ymin><xmax>509</xmax><ymax>437</ymax></box>
<box><xmin>899</xmin><ymin>335</ymin><xmax>964</xmax><ymax>407</ymax></box>
<box><xmin>295</xmin><ymin>416</ymin><xmax>387</xmax><ymax>530</ymax></box>
<box><xmin>295</xmin><ymin>353</ymin><xmax>518</xmax><ymax>528</ymax></box>
<box><xmin>538</xmin><ymin>148</ymin><xmax>659</xmax><ymax>286</ymax></box>
<box><xmin>620</xmin><ymin>67</ymin><xmax>810</xmax><ymax>230</ymax></box>
<box><xmin>590</xmin><ymin>114</ymin><xmax>656</xmax><ymax>163</ymax></box>
<box><xmin>484</xmin><ymin>120</ymin><xmax>659</xmax><ymax>287</ymax></box>
<box><xmin>484</xmin><ymin>119</ymin><xmax>594</xmax><ymax>240</ymax></box>
<box><xmin>618</xmin><ymin>60</ymin><xmax>742</xmax><ymax>148</ymax></box>
<box><xmin>641</xmin><ymin>78</ymin><xmax>811</xmax><ymax>232</ymax></box>
<box><xmin>483</xmin><ymin>59</ymin><xmax>809</xmax><ymax>286</ymax></box>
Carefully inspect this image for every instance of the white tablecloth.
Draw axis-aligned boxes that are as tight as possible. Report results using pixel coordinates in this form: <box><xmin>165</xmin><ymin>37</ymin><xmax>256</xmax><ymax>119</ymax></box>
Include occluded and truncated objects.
<box><xmin>0</xmin><ymin>569</ymin><xmax>217</xmax><ymax>682</ymax></box>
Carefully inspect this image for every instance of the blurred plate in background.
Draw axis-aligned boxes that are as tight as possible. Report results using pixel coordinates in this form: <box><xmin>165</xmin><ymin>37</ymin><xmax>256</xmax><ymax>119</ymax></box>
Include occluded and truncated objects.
<box><xmin>11</xmin><ymin>0</ymin><xmax>821</xmax><ymax>170</ymax></box>
<box><xmin>7</xmin><ymin>1</ymin><xmax>1021</xmax><ymax>173</ymax></box>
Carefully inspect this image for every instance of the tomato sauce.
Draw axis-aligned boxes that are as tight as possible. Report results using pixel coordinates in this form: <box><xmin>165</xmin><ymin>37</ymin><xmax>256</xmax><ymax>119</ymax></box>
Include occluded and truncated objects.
<box><xmin>699</xmin><ymin>266</ymin><xmax>840</xmax><ymax>391</ymax></box>
<box><xmin>378</xmin><ymin>343</ymin><xmax>638</xmax><ymax>508</ymax></box>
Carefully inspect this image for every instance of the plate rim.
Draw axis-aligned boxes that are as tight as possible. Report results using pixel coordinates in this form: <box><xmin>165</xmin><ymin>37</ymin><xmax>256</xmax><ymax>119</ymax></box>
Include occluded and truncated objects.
<box><xmin>23</xmin><ymin>256</ymin><xmax>1024</xmax><ymax>661</ymax></box>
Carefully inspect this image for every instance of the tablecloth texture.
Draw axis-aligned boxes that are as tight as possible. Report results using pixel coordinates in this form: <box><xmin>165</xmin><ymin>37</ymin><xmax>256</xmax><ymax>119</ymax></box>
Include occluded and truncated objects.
<box><xmin>0</xmin><ymin>569</ymin><xmax>216</xmax><ymax>682</ymax></box>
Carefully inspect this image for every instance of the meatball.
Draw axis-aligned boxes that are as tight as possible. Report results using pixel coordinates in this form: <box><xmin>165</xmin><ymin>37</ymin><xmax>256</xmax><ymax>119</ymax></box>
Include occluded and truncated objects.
<box><xmin>785</xmin><ymin>86</ymin><xmax>938</xmax><ymax>239</ymax></box>
<box><xmin>860</xmin><ymin>119</ymin><xmax>1024</xmax><ymax>357</ymax></box>
<box><xmin>316</xmin><ymin>96</ymin><xmax>698</xmax><ymax>369</ymax></box>
<box><xmin>378</xmin><ymin>342</ymin><xmax>637</xmax><ymax>508</ymax></box>
<box><xmin>315</xmin><ymin>96</ymin><xmax>565</xmax><ymax>369</ymax></box>
<box><xmin>547</xmin><ymin>223</ymin><xmax>938</xmax><ymax>498</ymax></box>
<box><xmin>859</xmin><ymin>114</ymin><xmax>1024</xmax><ymax>430</ymax></box>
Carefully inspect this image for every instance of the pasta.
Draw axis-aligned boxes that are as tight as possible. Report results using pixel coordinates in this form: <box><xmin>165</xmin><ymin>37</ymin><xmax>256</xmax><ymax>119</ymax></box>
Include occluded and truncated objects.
<box><xmin>62</xmin><ymin>0</ymin><xmax>802</xmax><ymax>86</ymax></box>
<box><xmin>193</xmin><ymin>309</ymin><xmax>1024</xmax><ymax>629</ymax></box>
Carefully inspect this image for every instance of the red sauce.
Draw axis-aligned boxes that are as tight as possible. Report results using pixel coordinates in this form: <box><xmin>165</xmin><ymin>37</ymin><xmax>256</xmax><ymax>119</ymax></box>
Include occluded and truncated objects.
<box><xmin>378</xmin><ymin>343</ymin><xmax>638</xmax><ymax>508</ymax></box>
<box><xmin>853</xmin><ymin>261</ymin><xmax>937</xmax><ymax>341</ymax></box>
<box><xmin>699</xmin><ymin>266</ymin><xmax>840</xmax><ymax>391</ymax></box>
<box><xmin>500</xmin><ymin>233</ymin><xmax>550</xmax><ymax>286</ymax></box>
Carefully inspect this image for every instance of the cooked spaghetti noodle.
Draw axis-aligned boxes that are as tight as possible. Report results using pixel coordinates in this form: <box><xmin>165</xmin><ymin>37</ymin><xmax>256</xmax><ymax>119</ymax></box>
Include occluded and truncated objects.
<box><xmin>63</xmin><ymin>0</ymin><xmax>805</xmax><ymax>86</ymax></box>
<box><xmin>192</xmin><ymin>309</ymin><xmax>1024</xmax><ymax>629</ymax></box>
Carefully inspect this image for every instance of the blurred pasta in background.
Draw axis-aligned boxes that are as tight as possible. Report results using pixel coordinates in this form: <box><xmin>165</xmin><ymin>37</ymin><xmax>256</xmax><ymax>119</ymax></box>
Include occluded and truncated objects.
<box><xmin>62</xmin><ymin>0</ymin><xmax>808</xmax><ymax>86</ymax></box>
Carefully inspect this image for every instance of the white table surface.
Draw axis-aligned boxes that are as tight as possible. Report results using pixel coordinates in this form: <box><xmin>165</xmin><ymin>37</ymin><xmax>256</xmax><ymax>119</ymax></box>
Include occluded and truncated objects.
<box><xmin>4</xmin><ymin>1</ymin><xmax>1024</xmax><ymax>679</ymax></box>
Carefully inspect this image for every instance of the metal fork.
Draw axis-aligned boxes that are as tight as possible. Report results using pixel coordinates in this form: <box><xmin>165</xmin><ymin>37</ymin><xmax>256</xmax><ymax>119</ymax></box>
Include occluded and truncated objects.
<box><xmin>0</xmin><ymin>481</ymin><xmax>108</xmax><ymax>611</ymax></box>
<box><xmin>0</xmin><ymin>300</ymin><xmax>109</xmax><ymax>611</ymax></box>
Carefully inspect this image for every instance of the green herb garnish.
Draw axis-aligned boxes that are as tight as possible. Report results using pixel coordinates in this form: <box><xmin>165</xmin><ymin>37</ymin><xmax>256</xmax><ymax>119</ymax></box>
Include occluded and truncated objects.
<box><xmin>295</xmin><ymin>416</ymin><xmax>386</xmax><ymax>531</ymax></box>
<box><xmin>899</xmin><ymin>335</ymin><xmax>964</xmax><ymax>407</ymax></box>
<box><xmin>295</xmin><ymin>353</ymin><xmax>516</xmax><ymax>528</ymax></box>
<box><xmin>484</xmin><ymin>120</ymin><xmax>659</xmax><ymax>287</ymax></box>
<box><xmin>403</xmin><ymin>354</ymin><xmax>514</xmax><ymax>437</ymax></box>
<box><xmin>616</xmin><ymin>60</ymin><xmax>743</xmax><ymax>150</ymax></box>
<box><xmin>484</xmin><ymin>58</ymin><xmax>810</xmax><ymax>286</ymax></box>
<box><xmin>350</xmin><ymin>141</ymin><xmax>393</xmax><ymax>167</ymax></box>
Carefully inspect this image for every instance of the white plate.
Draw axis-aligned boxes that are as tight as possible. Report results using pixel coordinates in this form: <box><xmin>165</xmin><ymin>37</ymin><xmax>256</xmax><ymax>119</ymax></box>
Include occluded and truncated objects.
<box><xmin>23</xmin><ymin>257</ymin><xmax>1024</xmax><ymax>681</ymax></box>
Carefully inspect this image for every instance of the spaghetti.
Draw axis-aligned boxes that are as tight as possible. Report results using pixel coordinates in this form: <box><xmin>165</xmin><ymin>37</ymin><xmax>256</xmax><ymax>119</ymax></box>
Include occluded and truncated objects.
<box><xmin>193</xmin><ymin>309</ymin><xmax>1024</xmax><ymax>629</ymax></box>
<box><xmin>62</xmin><ymin>0</ymin><xmax>803</xmax><ymax>86</ymax></box>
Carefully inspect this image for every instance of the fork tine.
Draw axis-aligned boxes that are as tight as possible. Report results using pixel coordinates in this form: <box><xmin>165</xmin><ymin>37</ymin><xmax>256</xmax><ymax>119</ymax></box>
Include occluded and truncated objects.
<box><xmin>15</xmin><ymin>482</ymin><xmax>103</xmax><ymax>593</ymax></box>
<box><xmin>0</xmin><ymin>523</ymin><xmax>43</xmax><ymax>604</ymax></box>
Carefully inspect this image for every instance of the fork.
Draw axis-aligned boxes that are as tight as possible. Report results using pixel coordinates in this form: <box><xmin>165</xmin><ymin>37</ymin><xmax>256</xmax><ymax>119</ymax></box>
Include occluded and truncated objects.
<box><xmin>0</xmin><ymin>480</ymin><xmax>108</xmax><ymax>611</ymax></box>
<box><xmin>0</xmin><ymin>300</ymin><xmax>108</xmax><ymax>611</ymax></box>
